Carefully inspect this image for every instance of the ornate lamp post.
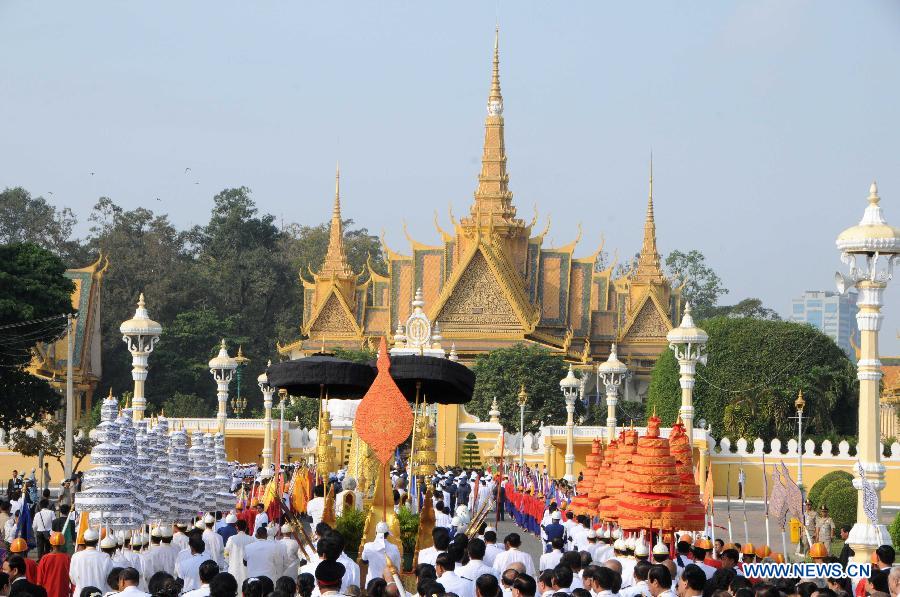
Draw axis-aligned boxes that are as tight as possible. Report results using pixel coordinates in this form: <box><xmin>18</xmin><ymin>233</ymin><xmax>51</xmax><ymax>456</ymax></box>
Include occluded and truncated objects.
<box><xmin>120</xmin><ymin>293</ymin><xmax>162</xmax><ymax>422</ymax></box>
<box><xmin>257</xmin><ymin>360</ymin><xmax>275</xmax><ymax>474</ymax></box>
<box><xmin>559</xmin><ymin>365</ymin><xmax>580</xmax><ymax>483</ymax></box>
<box><xmin>232</xmin><ymin>346</ymin><xmax>250</xmax><ymax>416</ymax></box>
<box><xmin>834</xmin><ymin>181</ymin><xmax>899</xmax><ymax>562</ymax></box>
<box><xmin>666</xmin><ymin>303</ymin><xmax>708</xmax><ymax>445</ymax></box>
<box><xmin>793</xmin><ymin>390</ymin><xmax>806</xmax><ymax>490</ymax></box>
<box><xmin>209</xmin><ymin>339</ymin><xmax>237</xmax><ymax>434</ymax></box>
<box><xmin>597</xmin><ymin>343</ymin><xmax>628</xmax><ymax>445</ymax></box>
<box><xmin>517</xmin><ymin>386</ymin><xmax>527</xmax><ymax>467</ymax></box>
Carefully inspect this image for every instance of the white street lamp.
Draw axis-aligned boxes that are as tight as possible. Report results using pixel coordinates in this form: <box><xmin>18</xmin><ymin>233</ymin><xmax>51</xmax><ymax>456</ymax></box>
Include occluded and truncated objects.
<box><xmin>835</xmin><ymin>181</ymin><xmax>899</xmax><ymax>562</ymax></box>
<box><xmin>257</xmin><ymin>360</ymin><xmax>275</xmax><ymax>474</ymax></box>
<box><xmin>666</xmin><ymin>303</ymin><xmax>708</xmax><ymax>445</ymax></box>
<box><xmin>120</xmin><ymin>293</ymin><xmax>162</xmax><ymax>422</ymax></box>
<box><xmin>597</xmin><ymin>343</ymin><xmax>628</xmax><ymax>445</ymax></box>
<box><xmin>559</xmin><ymin>365</ymin><xmax>580</xmax><ymax>483</ymax></box>
<box><xmin>517</xmin><ymin>386</ymin><xmax>527</xmax><ymax>467</ymax></box>
<box><xmin>209</xmin><ymin>339</ymin><xmax>237</xmax><ymax>434</ymax></box>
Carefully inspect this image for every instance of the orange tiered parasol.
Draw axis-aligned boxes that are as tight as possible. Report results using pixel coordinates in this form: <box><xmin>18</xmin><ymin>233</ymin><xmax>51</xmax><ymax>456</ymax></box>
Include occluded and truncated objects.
<box><xmin>569</xmin><ymin>439</ymin><xmax>603</xmax><ymax>515</ymax></box>
<box><xmin>669</xmin><ymin>418</ymin><xmax>705</xmax><ymax>530</ymax></box>
<box><xmin>587</xmin><ymin>438</ymin><xmax>617</xmax><ymax>518</ymax></box>
<box><xmin>616</xmin><ymin>414</ymin><xmax>685</xmax><ymax>530</ymax></box>
<box><xmin>598</xmin><ymin>427</ymin><xmax>638</xmax><ymax>522</ymax></box>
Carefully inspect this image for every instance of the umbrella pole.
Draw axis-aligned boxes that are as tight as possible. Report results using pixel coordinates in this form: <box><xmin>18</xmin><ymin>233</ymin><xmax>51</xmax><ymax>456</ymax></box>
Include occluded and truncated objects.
<box><xmin>407</xmin><ymin>382</ymin><xmax>421</xmax><ymax>493</ymax></box>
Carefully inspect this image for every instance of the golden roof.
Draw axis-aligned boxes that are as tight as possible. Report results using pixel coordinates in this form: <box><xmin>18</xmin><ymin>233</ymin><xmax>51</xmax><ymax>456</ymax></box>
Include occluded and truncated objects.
<box><xmin>318</xmin><ymin>163</ymin><xmax>355</xmax><ymax>278</ymax></box>
<box><xmin>634</xmin><ymin>156</ymin><xmax>665</xmax><ymax>283</ymax></box>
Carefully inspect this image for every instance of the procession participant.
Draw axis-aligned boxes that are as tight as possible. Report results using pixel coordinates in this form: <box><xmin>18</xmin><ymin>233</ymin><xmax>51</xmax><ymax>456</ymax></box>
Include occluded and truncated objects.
<box><xmin>585</xmin><ymin>530</ymin><xmax>603</xmax><ymax>562</ymax></box>
<box><xmin>619</xmin><ymin>561</ymin><xmax>650</xmax><ymax>597</ymax></box>
<box><xmin>676</xmin><ymin>564</ymin><xmax>705</xmax><ymax>597</ymax></box>
<box><xmin>542</xmin><ymin>512</ymin><xmax>565</xmax><ymax>554</ymax></box>
<box><xmin>33</xmin><ymin>498</ymin><xmax>56</xmax><ymax>559</ymax></box>
<box><xmin>224</xmin><ymin>520</ymin><xmax>254</xmax><ymax>586</ymax></box>
<box><xmin>174</xmin><ymin>536</ymin><xmax>208</xmax><ymax>593</ymax></box>
<box><xmin>279</xmin><ymin>523</ymin><xmax>302</xmax><ymax>579</ymax></box>
<box><xmin>217</xmin><ymin>514</ymin><xmax>238</xmax><ymax>545</ymax></box>
<box><xmin>172</xmin><ymin>523</ymin><xmax>190</xmax><ymax>552</ymax></box>
<box><xmin>419</xmin><ymin>528</ymin><xmax>451</xmax><ymax>567</ymax></box>
<box><xmin>360</xmin><ymin>522</ymin><xmax>402</xmax><ymax>585</ymax></box>
<box><xmin>647</xmin><ymin>564</ymin><xmax>675</xmax><ymax>597</ymax></box>
<box><xmin>492</xmin><ymin>534</ymin><xmax>535</xmax><ymax>577</ymax></box>
<box><xmin>691</xmin><ymin>539</ymin><xmax>716</xmax><ymax>580</ymax></box>
<box><xmin>110</xmin><ymin>567</ymin><xmax>150</xmax><ymax>597</ymax></box>
<box><xmin>306</xmin><ymin>486</ymin><xmax>326</xmax><ymax>529</ymax></box>
<box><xmin>242</xmin><ymin>527</ymin><xmax>284</xmax><ymax>581</ymax></box>
<box><xmin>561</xmin><ymin>552</ymin><xmax>584</xmax><ymax>591</ymax></box>
<box><xmin>650</xmin><ymin>539</ymin><xmax>670</xmax><ymax>566</ymax></box>
<box><xmin>70</xmin><ymin>529</ymin><xmax>113</xmax><ymax>596</ymax></box>
<box><xmin>570</xmin><ymin>517</ymin><xmax>591</xmax><ymax>553</ymax></box>
<box><xmin>539</xmin><ymin>538</ymin><xmax>564</xmax><ymax>573</ymax></box>
<box><xmin>202</xmin><ymin>515</ymin><xmax>225</xmax><ymax>568</ymax></box>
<box><xmin>435</xmin><ymin>552</ymin><xmax>473</xmax><ymax>597</ymax></box>
<box><xmin>6</xmin><ymin>554</ymin><xmax>48</xmax><ymax>597</ymax></box>
<box><xmin>252</xmin><ymin>504</ymin><xmax>269</xmax><ymax>535</ymax></box>
<box><xmin>50</xmin><ymin>505</ymin><xmax>76</xmax><ymax>554</ymax></box>
<box><xmin>7</xmin><ymin>536</ymin><xmax>36</xmax><ymax>580</ymax></box>
<box><xmin>434</xmin><ymin>502</ymin><xmax>452</xmax><ymax>530</ymax></box>
<box><xmin>483</xmin><ymin>530</ymin><xmax>502</xmax><ymax>569</ymax></box>
<box><xmin>36</xmin><ymin>532</ymin><xmax>70</xmax><ymax>597</ymax></box>
<box><xmin>112</xmin><ymin>533</ymin><xmax>141</xmax><ymax>572</ymax></box>
<box><xmin>562</xmin><ymin>513</ymin><xmax>578</xmax><ymax>549</ymax></box>
<box><xmin>635</xmin><ymin>541</ymin><xmax>651</xmax><ymax>564</ymax></box>
<box><xmin>182</xmin><ymin>560</ymin><xmax>219</xmax><ymax>597</ymax></box>
<box><xmin>590</xmin><ymin>566</ymin><xmax>618</xmax><ymax>597</ymax></box>
<box><xmin>719</xmin><ymin>549</ymin><xmax>743</xmax><ymax>577</ymax></box>
<box><xmin>314</xmin><ymin>560</ymin><xmax>346</xmax><ymax>597</ymax></box>
<box><xmin>613</xmin><ymin>538</ymin><xmax>635</xmax><ymax>589</ymax></box>
<box><xmin>458</xmin><ymin>538</ymin><xmax>498</xmax><ymax>582</ymax></box>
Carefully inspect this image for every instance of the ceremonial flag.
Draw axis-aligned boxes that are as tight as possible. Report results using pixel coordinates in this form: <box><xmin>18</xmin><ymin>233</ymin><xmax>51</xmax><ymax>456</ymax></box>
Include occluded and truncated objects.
<box><xmin>16</xmin><ymin>501</ymin><xmax>34</xmax><ymax>547</ymax></box>
<box><xmin>856</xmin><ymin>460</ymin><xmax>881</xmax><ymax>539</ymax></box>
<box><xmin>706</xmin><ymin>460</ymin><xmax>715</xmax><ymax>514</ymax></box>
<box><xmin>777</xmin><ymin>462</ymin><xmax>803</xmax><ymax>524</ymax></box>
<box><xmin>409</xmin><ymin>473</ymin><xmax>419</xmax><ymax>514</ymax></box>
<box><xmin>769</xmin><ymin>464</ymin><xmax>787</xmax><ymax>529</ymax></box>
<box><xmin>75</xmin><ymin>510</ymin><xmax>90</xmax><ymax>546</ymax></box>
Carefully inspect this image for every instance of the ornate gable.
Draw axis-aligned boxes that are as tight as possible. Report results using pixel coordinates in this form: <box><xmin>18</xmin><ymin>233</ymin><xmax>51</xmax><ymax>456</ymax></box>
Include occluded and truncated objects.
<box><xmin>433</xmin><ymin>249</ymin><xmax>526</xmax><ymax>334</ymax></box>
<box><xmin>620</xmin><ymin>292</ymin><xmax>671</xmax><ymax>342</ymax></box>
<box><xmin>307</xmin><ymin>290</ymin><xmax>360</xmax><ymax>338</ymax></box>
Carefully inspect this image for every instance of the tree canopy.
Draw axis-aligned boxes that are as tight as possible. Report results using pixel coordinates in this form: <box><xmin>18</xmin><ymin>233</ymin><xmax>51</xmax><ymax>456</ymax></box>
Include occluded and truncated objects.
<box><xmin>664</xmin><ymin>249</ymin><xmax>728</xmax><ymax>319</ymax></box>
<box><xmin>0</xmin><ymin>243</ymin><xmax>76</xmax><ymax>430</ymax></box>
<box><xmin>468</xmin><ymin>344</ymin><xmax>574</xmax><ymax>432</ymax></box>
<box><xmin>645</xmin><ymin>317</ymin><xmax>858</xmax><ymax>441</ymax></box>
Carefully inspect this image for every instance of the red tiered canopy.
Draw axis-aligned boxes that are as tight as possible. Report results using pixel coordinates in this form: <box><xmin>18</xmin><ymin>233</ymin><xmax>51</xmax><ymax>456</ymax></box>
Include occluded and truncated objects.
<box><xmin>669</xmin><ymin>419</ymin><xmax>705</xmax><ymax>530</ymax></box>
<box><xmin>587</xmin><ymin>438</ymin><xmax>617</xmax><ymax>518</ymax></box>
<box><xmin>570</xmin><ymin>439</ymin><xmax>603</xmax><ymax>515</ymax></box>
<box><xmin>616</xmin><ymin>415</ymin><xmax>685</xmax><ymax>530</ymax></box>
<box><xmin>599</xmin><ymin>428</ymin><xmax>637</xmax><ymax>522</ymax></box>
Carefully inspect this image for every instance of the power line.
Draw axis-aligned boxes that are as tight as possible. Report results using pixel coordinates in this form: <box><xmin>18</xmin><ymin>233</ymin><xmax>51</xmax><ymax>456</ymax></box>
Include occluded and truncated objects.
<box><xmin>0</xmin><ymin>314</ymin><xmax>69</xmax><ymax>331</ymax></box>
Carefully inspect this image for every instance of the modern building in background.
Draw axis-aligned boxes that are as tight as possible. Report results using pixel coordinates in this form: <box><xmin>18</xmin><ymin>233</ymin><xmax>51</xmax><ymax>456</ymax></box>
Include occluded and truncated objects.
<box><xmin>790</xmin><ymin>290</ymin><xmax>858</xmax><ymax>358</ymax></box>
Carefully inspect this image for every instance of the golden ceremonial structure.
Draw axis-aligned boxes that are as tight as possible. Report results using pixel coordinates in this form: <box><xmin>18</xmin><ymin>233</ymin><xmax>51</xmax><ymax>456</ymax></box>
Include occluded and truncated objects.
<box><xmin>278</xmin><ymin>29</ymin><xmax>681</xmax><ymax>383</ymax></box>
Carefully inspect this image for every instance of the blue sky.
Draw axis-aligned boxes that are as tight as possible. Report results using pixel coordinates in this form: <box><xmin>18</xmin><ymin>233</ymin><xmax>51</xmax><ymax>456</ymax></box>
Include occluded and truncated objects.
<box><xmin>2</xmin><ymin>1</ymin><xmax>899</xmax><ymax>352</ymax></box>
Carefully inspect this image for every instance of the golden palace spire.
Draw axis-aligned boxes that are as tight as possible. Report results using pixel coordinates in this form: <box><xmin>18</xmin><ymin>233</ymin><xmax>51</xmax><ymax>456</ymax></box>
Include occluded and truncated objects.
<box><xmin>464</xmin><ymin>27</ymin><xmax>522</xmax><ymax>232</ymax></box>
<box><xmin>634</xmin><ymin>155</ymin><xmax>664</xmax><ymax>283</ymax></box>
<box><xmin>319</xmin><ymin>163</ymin><xmax>353</xmax><ymax>278</ymax></box>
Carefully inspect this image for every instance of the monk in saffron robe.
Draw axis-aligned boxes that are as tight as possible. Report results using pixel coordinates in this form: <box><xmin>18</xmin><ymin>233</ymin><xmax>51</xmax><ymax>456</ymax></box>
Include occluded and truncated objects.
<box><xmin>37</xmin><ymin>533</ymin><xmax>71</xmax><ymax>597</ymax></box>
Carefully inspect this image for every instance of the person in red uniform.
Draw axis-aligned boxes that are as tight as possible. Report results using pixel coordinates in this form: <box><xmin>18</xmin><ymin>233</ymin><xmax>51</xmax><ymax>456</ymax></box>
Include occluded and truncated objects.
<box><xmin>36</xmin><ymin>532</ymin><xmax>70</xmax><ymax>597</ymax></box>
<box><xmin>9</xmin><ymin>538</ymin><xmax>38</xmax><ymax>583</ymax></box>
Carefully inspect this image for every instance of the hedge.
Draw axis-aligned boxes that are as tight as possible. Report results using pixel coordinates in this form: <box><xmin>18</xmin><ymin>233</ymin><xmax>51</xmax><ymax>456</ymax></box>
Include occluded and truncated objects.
<box><xmin>808</xmin><ymin>470</ymin><xmax>854</xmax><ymax>508</ymax></box>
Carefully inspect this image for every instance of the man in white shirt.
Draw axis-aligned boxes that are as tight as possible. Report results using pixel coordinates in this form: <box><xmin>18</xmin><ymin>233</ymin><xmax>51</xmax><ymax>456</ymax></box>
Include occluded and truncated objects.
<box><xmin>109</xmin><ymin>567</ymin><xmax>151</xmax><ymax>597</ymax></box>
<box><xmin>279</xmin><ymin>523</ymin><xmax>302</xmax><ymax>579</ymax></box>
<box><xmin>242</xmin><ymin>527</ymin><xmax>285</xmax><ymax>581</ymax></box>
<box><xmin>70</xmin><ymin>529</ymin><xmax>114</xmax><ymax>596</ymax></box>
<box><xmin>360</xmin><ymin>522</ymin><xmax>402</xmax><ymax>585</ymax></box>
<box><xmin>483</xmin><ymin>529</ymin><xmax>503</xmax><ymax>568</ymax></box>
<box><xmin>172</xmin><ymin>524</ymin><xmax>190</xmax><ymax>552</ymax></box>
<box><xmin>224</xmin><ymin>519</ymin><xmax>255</xmax><ymax>586</ymax></box>
<box><xmin>418</xmin><ymin>527</ymin><xmax>450</xmax><ymax>567</ymax></box>
<box><xmin>32</xmin><ymin>499</ymin><xmax>55</xmax><ymax>558</ymax></box>
<box><xmin>492</xmin><ymin>533</ymin><xmax>535</xmax><ymax>577</ymax></box>
<box><xmin>539</xmin><ymin>538</ymin><xmax>564</xmax><ymax>572</ymax></box>
<box><xmin>182</xmin><ymin>560</ymin><xmax>220</xmax><ymax>597</ymax></box>
<box><xmin>253</xmin><ymin>504</ymin><xmax>269</xmax><ymax>534</ymax></box>
<box><xmin>175</xmin><ymin>536</ymin><xmax>208</xmax><ymax>593</ymax></box>
<box><xmin>458</xmin><ymin>538</ymin><xmax>498</xmax><ymax>582</ymax></box>
<box><xmin>202</xmin><ymin>514</ymin><xmax>225</xmax><ymax>568</ymax></box>
<box><xmin>619</xmin><ymin>561</ymin><xmax>651</xmax><ymax>597</ymax></box>
<box><xmin>676</xmin><ymin>564</ymin><xmax>705</xmax><ymax>597</ymax></box>
<box><xmin>434</xmin><ymin>501</ymin><xmax>452</xmax><ymax>530</ymax></box>
<box><xmin>647</xmin><ymin>563</ymin><xmax>675</xmax><ymax>597</ymax></box>
<box><xmin>306</xmin><ymin>485</ymin><xmax>326</xmax><ymax>529</ymax></box>
<box><xmin>435</xmin><ymin>552</ymin><xmax>474</xmax><ymax>597</ymax></box>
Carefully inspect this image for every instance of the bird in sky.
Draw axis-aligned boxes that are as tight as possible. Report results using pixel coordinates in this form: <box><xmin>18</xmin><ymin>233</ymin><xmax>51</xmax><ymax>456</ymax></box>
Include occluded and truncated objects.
<box><xmin>194</xmin><ymin>181</ymin><xmax>200</xmax><ymax>185</ymax></box>
<box><xmin>47</xmin><ymin>191</ymin><xmax>54</xmax><ymax>195</ymax></box>
<box><xmin>184</xmin><ymin>167</ymin><xmax>191</xmax><ymax>174</ymax></box>
<box><xmin>90</xmin><ymin>172</ymin><xmax>95</xmax><ymax>176</ymax></box>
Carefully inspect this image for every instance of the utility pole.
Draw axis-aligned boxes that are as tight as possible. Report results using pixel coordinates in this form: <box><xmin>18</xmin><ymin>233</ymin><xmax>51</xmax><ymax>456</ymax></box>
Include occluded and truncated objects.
<box><xmin>64</xmin><ymin>314</ymin><xmax>74</xmax><ymax>478</ymax></box>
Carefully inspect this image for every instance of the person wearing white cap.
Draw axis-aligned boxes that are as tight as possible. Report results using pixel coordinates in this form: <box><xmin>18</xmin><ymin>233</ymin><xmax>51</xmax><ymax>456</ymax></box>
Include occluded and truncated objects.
<box><xmin>202</xmin><ymin>514</ymin><xmax>225</xmax><ymax>568</ymax></box>
<box><xmin>217</xmin><ymin>513</ymin><xmax>238</xmax><ymax>545</ymax></box>
<box><xmin>360</xmin><ymin>521</ymin><xmax>402</xmax><ymax>585</ymax></box>
<box><xmin>141</xmin><ymin>527</ymin><xmax>170</xmax><ymax>580</ymax></box>
<box><xmin>279</xmin><ymin>523</ymin><xmax>301</xmax><ymax>579</ymax></box>
<box><xmin>172</xmin><ymin>523</ymin><xmax>190</xmax><ymax>552</ymax></box>
<box><xmin>224</xmin><ymin>519</ymin><xmax>254</xmax><ymax>586</ymax></box>
<box><xmin>590</xmin><ymin>530</ymin><xmax>613</xmax><ymax>564</ymax></box>
<box><xmin>70</xmin><ymin>528</ymin><xmax>114</xmax><ymax>597</ymax></box>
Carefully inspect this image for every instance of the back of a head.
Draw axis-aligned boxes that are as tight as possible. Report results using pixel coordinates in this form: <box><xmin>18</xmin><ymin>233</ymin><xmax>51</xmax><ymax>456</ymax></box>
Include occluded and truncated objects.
<box><xmin>513</xmin><ymin>573</ymin><xmax>537</xmax><ymax>597</ymax></box>
<box><xmin>579</xmin><ymin>551</ymin><xmax>592</xmax><ymax>569</ymax></box>
<box><xmin>501</xmin><ymin>569</ymin><xmax>520</xmax><ymax>588</ymax></box>
<box><xmin>553</xmin><ymin>565</ymin><xmax>573</xmax><ymax>589</ymax></box>
<box><xmin>242</xmin><ymin>577</ymin><xmax>266</xmax><ymax>597</ymax></box>
<box><xmin>148</xmin><ymin>572</ymin><xmax>177</xmax><ymax>596</ymax></box>
<box><xmin>314</xmin><ymin>484</ymin><xmax>325</xmax><ymax>498</ymax></box>
<box><xmin>209</xmin><ymin>573</ymin><xmax>238</xmax><ymax>597</ymax></box>
<box><xmin>753</xmin><ymin>584</ymin><xmax>781</xmax><ymax>597</ymax></box>
<box><xmin>681</xmin><ymin>564</ymin><xmax>706</xmax><ymax>592</ymax></box>
<box><xmin>415</xmin><ymin>564</ymin><xmax>437</xmax><ymax>581</ymax></box>
<box><xmin>317</xmin><ymin>532</ymin><xmax>343</xmax><ymax>561</ymax></box>
<box><xmin>633</xmin><ymin>561</ymin><xmax>651</xmax><ymax>582</ymax></box>
<box><xmin>550</xmin><ymin>537</ymin><xmax>564</xmax><ymax>551</ymax></box>
<box><xmin>107</xmin><ymin>568</ymin><xmax>124</xmax><ymax>591</ymax></box>
<box><xmin>275</xmin><ymin>576</ymin><xmax>297</xmax><ymax>596</ymax></box>
<box><xmin>119</xmin><ymin>567</ymin><xmax>141</xmax><ymax>586</ymax></box>
<box><xmin>593</xmin><ymin>567</ymin><xmax>616</xmax><ymax>592</ymax></box>
<box><xmin>877</xmin><ymin>545</ymin><xmax>896</xmax><ymax>566</ymax></box>
<box><xmin>199</xmin><ymin>560</ymin><xmax>221</xmax><ymax>584</ymax></box>
<box><xmin>297</xmin><ymin>573</ymin><xmax>316</xmax><ymax>597</ymax></box>
<box><xmin>476</xmin><ymin>574</ymin><xmax>500</xmax><ymax>597</ymax></box>
<box><xmin>484</xmin><ymin>531</ymin><xmax>497</xmax><ymax>544</ymax></box>
<box><xmin>870</xmin><ymin>569</ymin><xmax>890</xmax><ymax>594</ymax></box>
<box><xmin>436</xmin><ymin>552</ymin><xmax>455</xmax><ymax>572</ymax></box>
<box><xmin>561</xmin><ymin>551</ymin><xmax>581</xmax><ymax>571</ymax></box>
<box><xmin>711</xmin><ymin>568</ymin><xmax>736</xmax><ymax>592</ymax></box>
<box><xmin>571</xmin><ymin>590</ymin><xmax>591</xmax><ymax>597</ymax></box>
<box><xmin>236</xmin><ymin>520</ymin><xmax>248</xmax><ymax>533</ymax></box>
<box><xmin>367</xmin><ymin>578</ymin><xmax>388</xmax><ymax>597</ymax></box>
<box><xmin>505</xmin><ymin>533</ymin><xmax>521</xmax><ymax>549</ymax></box>
<box><xmin>468</xmin><ymin>538</ymin><xmax>486</xmax><ymax>561</ymax></box>
<box><xmin>315</xmin><ymin>522</ymin><xmax>332</xmax><ymax>538</ymax></box>
<box><xmin>6</xmin><ymin>556</ymin><xmax>26</xmax><ymax>579</ymax></box>
<box><xmin>447</xmin><ymin>544</ymin><xmax>465</xmax><ymax>564</ymax></box>
<box><xmin>189</xmin><ymin>535</ymin><xmax>206</xmax><ymax>554</ymax></box>
<box><xmin>255</xmin><ymin>527</ymin><xmax>268</xmax><ymax>540</ymax></box>
<box><xmin>648</xmin><ymin>564</ymin><xmax>672</xmax><ymax>591</ymax></box>
<box><xmin>417</xmin><ymin>580</ymin><xmax>446</xmax><ymax>597</ymax></box>
<box><xmin>433</xmin><ymin>527</ymin><xmax>451</xmax><ymax>550</ymax></box>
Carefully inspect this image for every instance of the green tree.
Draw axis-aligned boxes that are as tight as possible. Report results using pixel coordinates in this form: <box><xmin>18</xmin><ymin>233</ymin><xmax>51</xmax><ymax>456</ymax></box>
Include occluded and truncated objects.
<box><xmin>707</xmin><ymin>298</ymin><xmax>781</xmax><ymax>320</ymax></box>
<box><xmin>468</xmin><ymin>344</ymin><xmax>573</xmax><ymax>431</ymax></box>
<box><xmin>460</xmin><ymin>433</ymin><xmax>481</xmax><ymax>468</ymax></box>
<box><xmin>646</xmin><ymin>317</ymin><xmax>857</xmax><ymax>441</ymax></box>
<box><xmin>160</xmin><ymin>392</ymin><xmax>215</xmax><ymax>418</ymax></box>
<box><xmin>665</xmin><ymin>250</ymin><xmax>728</xmax><ymax>319</ymax></box>
<box><xmin>332</xmin><ymin>348</ymin><xmax>376</xmax><ymax>363</ymax></box>
<box><xmin>8</xmin><ymin>418</ymin><xmax>96</xmax><ymax>472</ymax></box>
<box><xmin>0</xmin><ymin>243</ymin><xmax>76</xmax><ymax>430</ymax></box>
<box><xmin>0</xmin><ymin>188</ymin><xmax>83</xmax><ymax>263</ymax></box>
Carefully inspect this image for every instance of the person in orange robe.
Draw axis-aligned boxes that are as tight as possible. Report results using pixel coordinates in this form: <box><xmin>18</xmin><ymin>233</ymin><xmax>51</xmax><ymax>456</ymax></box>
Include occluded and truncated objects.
<box><xmin>36</xmin><ymin>533</ymin><xmax>70</xmax><ymax>597</ymax></box>
<box><xmin>8</xmin><ymin>538</ymin><xmax>38</xmax><ymax>583</ymax></box>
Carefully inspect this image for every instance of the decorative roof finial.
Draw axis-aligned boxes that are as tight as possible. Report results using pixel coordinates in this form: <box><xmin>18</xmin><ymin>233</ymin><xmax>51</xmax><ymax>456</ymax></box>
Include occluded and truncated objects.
<box><xmin>489</xmin><ymin>26</ymin><xmax>502</xmax><ymax>109</ymax></box>
<box><xmin>634</xmin><ymin>153</ymin><xmax>663</xmax><ymax>283</ymax></box>
<box><xmin>318</xmin><ymin>163</ymin><xmax>353</xmax><ymax>278</ymax></box>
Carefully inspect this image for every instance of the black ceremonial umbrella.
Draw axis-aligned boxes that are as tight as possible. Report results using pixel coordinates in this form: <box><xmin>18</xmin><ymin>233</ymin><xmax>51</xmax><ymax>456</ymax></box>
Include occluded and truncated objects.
<box><xmin>266</xmin><ymin>355</ymin><xmax>376</xmax><ymax>399</ymax></box>
<box><xmin>387</xmin><ymin>354</ymin><xmax>475</xmax><ymax>405</ymax></box>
